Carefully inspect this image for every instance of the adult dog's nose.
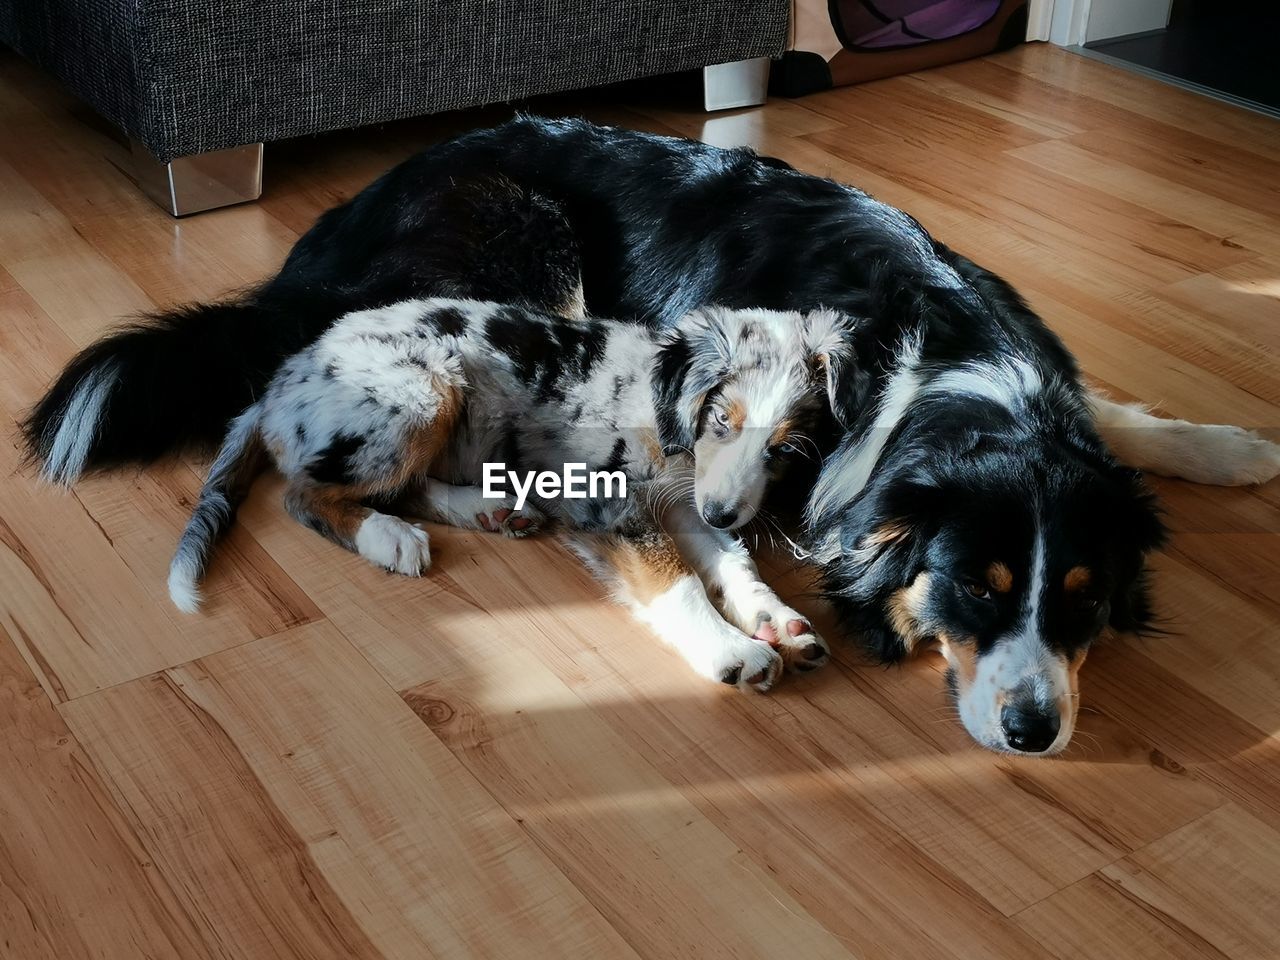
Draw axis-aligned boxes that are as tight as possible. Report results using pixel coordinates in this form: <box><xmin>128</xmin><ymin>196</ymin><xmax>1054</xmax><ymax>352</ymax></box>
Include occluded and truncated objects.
<box><xmin>1000</xmin><ymin>704</ymin><xmax>1060</xmax><ymax>754</ymax></box>
<box><xmin>701</xmin><ymin>501</ymin><xmax>739</xmax><ymax>529</ymax></box>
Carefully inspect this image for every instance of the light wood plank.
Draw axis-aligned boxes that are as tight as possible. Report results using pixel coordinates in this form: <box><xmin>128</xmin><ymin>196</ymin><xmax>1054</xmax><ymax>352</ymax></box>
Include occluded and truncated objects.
<box><xmin>61</xmin><ymin>621</ymin><xmax>638</xmax><ymax>960</ymax></box>
<box><xmin>1096</xmin><ymin>806</ymin><xmax>1280</xmax><ymax>960</ymax></box>
<box><xmin>0</xmin><ymin>277</ymin><xmax>320</xmax><ymax>699</ymax></box>
<box><xmin>992</xmin><ymin>45</ymin><xmax>1280</xmax><ymax>162</ymax></box>
<box><xmin>0</xmin><ymin>623</ymin><xmax>208</xmax><ymax>959</ymax></box>
<box><xmin>1016</xmin><ymin>872</ymin><xmax>1235</xmax><ymax>960</ymax></box>
<box><xmin>407</xmin><ymin>649</ymin><xmax>857</xmax><ymax>960</ymax></box>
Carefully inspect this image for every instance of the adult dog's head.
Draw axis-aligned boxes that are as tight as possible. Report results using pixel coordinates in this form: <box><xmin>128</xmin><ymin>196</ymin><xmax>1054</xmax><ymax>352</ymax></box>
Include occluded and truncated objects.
<box><xmin>809</xmin><ymin>362</ymin><xmax>1165</xmax><ymax>755</ymax></box>
<box><xmin>654</xmin><ymin>306</ymin><xmax>857</xmax><ymax>531</ymax></box>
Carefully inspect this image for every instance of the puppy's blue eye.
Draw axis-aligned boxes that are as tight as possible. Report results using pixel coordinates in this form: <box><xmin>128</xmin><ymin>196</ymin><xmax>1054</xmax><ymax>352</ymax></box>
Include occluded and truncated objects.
<box><xmin>778</xmin><ymin>441</ymin><xmax>798</xmax><ymax>455</ymax></box>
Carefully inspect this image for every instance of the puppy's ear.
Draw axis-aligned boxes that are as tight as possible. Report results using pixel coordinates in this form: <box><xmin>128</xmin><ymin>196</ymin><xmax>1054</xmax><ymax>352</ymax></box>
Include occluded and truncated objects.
<box><xmin>653</xmin><ymin>308</ymin><xmax>730</xmax><ymax>456</ymax></box>
<box><xmin>803</xmin><ymin>309</ymin><xmax>868</xmax><ymax>430</ymax></box>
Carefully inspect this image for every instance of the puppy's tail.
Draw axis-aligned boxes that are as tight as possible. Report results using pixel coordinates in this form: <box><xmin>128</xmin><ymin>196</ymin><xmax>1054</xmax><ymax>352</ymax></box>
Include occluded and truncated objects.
<box><xmin>168</xmin><ymin>404</ymin><xmax>265</xmax><ymax>612</ymax></box>
<box><xmin>1089</xmin><ymin>391</ymin><xmax>1280</xmax><ymax>486</ymax></box>
<box><xmin>22</xmin><ymin>284</ymin><xmax>338</xmax><ymax>486</ymax></box>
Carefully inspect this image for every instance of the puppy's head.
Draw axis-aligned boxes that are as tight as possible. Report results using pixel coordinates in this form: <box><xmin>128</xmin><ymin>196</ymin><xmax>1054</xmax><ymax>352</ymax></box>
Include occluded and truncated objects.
<box><xmin>654</xmin><ymin>307</ymin><xmax>857</xmax><ymax>530</ymax></box>
<box><xmin>817</xmin><ymin>423</ymin><xmax>1165</xmax><ymax>755</ymax></box>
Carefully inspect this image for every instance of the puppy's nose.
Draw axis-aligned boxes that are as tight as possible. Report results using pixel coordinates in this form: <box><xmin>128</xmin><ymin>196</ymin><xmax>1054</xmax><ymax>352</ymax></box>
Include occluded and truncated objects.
<box><xmin>1000</xmin><ymin>704</ymin><xmax>1060</xmax><ymax>754</ymax></box>
<box><xmin>701</xmin><ymin>501</ymin><xmax>739</xmax><ymax>529</ymax></box>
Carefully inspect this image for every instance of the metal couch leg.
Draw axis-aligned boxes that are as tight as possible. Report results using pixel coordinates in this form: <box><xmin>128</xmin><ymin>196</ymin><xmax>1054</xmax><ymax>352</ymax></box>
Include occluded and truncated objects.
<box><xmin>702</xmin><ymin>57</ymin><xmax>770</xmax><ymax>111</ymax></box>
<box><xmin>130</xmin><ymin>141</ymin><xmax>263</xmax><ymax>216</ymax></box>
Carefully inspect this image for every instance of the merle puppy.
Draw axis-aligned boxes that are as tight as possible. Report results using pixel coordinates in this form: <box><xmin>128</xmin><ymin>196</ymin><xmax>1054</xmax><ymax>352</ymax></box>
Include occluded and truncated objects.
<box><xmin>168</xmin><ymin>290</ymin><xmax>852</xmax><ymax>689</ymax></box>
<box><xmin>27</xmin><ymin>117</ymin><xmax>1279</xmax><ymax>754</ymax></box>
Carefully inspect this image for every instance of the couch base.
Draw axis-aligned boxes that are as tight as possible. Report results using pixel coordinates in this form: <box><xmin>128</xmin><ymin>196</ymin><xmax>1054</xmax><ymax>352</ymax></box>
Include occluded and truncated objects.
<box><xmin>131</xmin><ymin>141</ymin><xmax>263</xmax><ymax>217</ymax></box>
<box><xmin>703</xmin><ymin>57</ymin><xmax>771</xmax><ymax>111</ymax></box>
<box><xmin>126</xmin><ymin>56</ymin><xmax>771</xmax><ymax>216</ymax></box>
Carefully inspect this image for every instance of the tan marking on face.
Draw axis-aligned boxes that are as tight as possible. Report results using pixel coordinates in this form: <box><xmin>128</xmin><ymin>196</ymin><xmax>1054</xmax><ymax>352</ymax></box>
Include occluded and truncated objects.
<box><xmin>769</xmin><ymin>417</ymin><xmax>797</xmax><ymax>449</ymax></box>
<box><xmin>987</xmin><ymin>561</ymin><xmax>1013</xmax><ymax>594</ymax></box>
<box><xmin>1064</xmin><ymin>565</ymin><xmax>1093</xmax><ymax>594</ymax></box>
<box><xmin>638</xmin><ymin>428</ymin><xmax>666</xmax><ymax>465</ymax></box>
<box><xmin>722</xmin><ymin>396</ymin><xmax>746</xmax><ymax>432</ymax></box>
<box><xmin>1067</xmin><ymin>648</ymin><xmax>1088</xmax><ymax>699</ymax></box>
<box><xmin>865</xmin><ymin>521</ymin><xmax>911</xmax><ymax>548</ymax></box>
<box><xmin>1052</xmin><ymin>648</ymin><xmax>1089</xmax><ymax>739</ymax></box>
<box><xmin>601</xmin><ymin>536</ymin><xmax>690</xmax><ymax>605</ymax></box>
<box><xmin>938</xmin><ymin>633</ymin><xmax>978</xmax><ymax>688</ymax></box>
<box><xmin>887</xmin><ymin>571</ymin><xmax>931</xmax><ymax>654</ymax></box>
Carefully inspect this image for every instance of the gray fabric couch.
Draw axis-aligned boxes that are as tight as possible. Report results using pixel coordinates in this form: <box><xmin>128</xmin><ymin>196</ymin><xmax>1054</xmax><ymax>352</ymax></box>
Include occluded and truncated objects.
<box><xmin>0</xmin><ymin>1</ymin><xmax>788</xmax><ymax>212</ymax></box>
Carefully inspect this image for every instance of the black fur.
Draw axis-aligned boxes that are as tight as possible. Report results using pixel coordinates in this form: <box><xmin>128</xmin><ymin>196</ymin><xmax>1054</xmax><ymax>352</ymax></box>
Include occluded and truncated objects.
<box><xmin>307</xmin><ymin>434</ymin><xmax>365</xmax><ymax>486</ymax></box>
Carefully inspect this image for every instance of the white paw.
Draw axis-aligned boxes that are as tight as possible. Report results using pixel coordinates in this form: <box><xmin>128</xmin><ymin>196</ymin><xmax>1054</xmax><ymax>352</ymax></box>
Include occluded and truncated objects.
<box><xmin>710</xmin><ymin>635</ymin><xmax>784</xmax><ymax>693</ymax></box>
<box><xmin>355</xmin><ymin>513</ymin><xmax>432</xmax><ymax>575</ymax></box>
<box><xmin>1183</xmin><ymin>424</ymin><xmax>1280</xmax><ymax>486</ymax></box>
<box><xmin>725</xmin><ymin>590</ymin><xmax>829</xmax><ymax>673</ymax></box>
<box><xmin>749</xmin><ymin>604</ymin><xmax>830</xmax><ymax>673</ymax></box>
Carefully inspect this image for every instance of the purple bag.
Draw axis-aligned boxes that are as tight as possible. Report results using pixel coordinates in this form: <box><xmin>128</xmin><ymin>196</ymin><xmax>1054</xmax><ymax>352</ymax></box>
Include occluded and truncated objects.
<box><xmin>834</xmin><ymin>0</ymin><xmax>1005</xmax><ymax>49</ymax></box>
<box><xmin>778</xmin><ymin>0</ymin><xmax>1027</xmax><ymax>95</ymax></box>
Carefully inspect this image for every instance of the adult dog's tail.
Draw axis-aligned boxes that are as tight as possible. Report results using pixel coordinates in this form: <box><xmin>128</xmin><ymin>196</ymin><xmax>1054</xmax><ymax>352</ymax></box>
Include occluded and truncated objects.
<box><xmin>168</xmin><ymin>403</ymin><xmax>265</xmax><ymax>612</ymax></box>
<box><xmin>23</xmin><ymin>173</ymin><xmax>582</xmax><ymax>488</ymax></box>
<box><xmin>21</xmin><ymin>285</ymin><xmax>335</xmax><ymax>486</ymax></box>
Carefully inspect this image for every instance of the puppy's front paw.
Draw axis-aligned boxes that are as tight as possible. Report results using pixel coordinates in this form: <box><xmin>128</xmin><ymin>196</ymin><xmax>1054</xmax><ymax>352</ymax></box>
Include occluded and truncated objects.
<box><xmin>715</xmin><ymin>638</ymin><xmax>784</xmax><ymax>693</ymax></box>
<box><xmin>475</xmin><ymin>502</ymin><xmax>543</xmax><ymax>538</ymax></box>
<box><xmin>355</xmin><ymin>513</ymin><xmax>432</xmax><ymax>575</ymax></box>
<box><xmin>751</xmin><ymin>607</ymin><xmax>829</xmax><ymax>673</ymax></box>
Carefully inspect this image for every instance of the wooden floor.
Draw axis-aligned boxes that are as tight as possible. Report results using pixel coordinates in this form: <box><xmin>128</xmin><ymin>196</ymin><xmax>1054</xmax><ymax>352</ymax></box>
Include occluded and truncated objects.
<box><xmin>2</xmin><ymin>43</ymin><xmax>1278</xmax><ymax>960</ymax></box>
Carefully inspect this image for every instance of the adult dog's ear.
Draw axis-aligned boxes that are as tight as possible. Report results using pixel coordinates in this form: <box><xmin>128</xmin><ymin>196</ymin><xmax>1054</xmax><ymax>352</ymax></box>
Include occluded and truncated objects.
<box><xmin>816</xmin><ymin>452</ymin><xmax>942</xmax><ymax>598</ymax></box>
<box><xmin>818</xmin><ymin>464</ymin><xmax>943</xmax><ymax>662</ymax></box>
<box><xmin>653</xmin><ymin>308</ymin><xmax>731</xmax><ymax>456</ymax></box>
<box><xmin>803</xmin><ymin>309</ymin><xmax>868</xmax><ymax>430</ymax></box>
<box><xmin>1104</xmin><ymin>468</ymin><xmax>1167</xmax><ymax>633</ymax></box>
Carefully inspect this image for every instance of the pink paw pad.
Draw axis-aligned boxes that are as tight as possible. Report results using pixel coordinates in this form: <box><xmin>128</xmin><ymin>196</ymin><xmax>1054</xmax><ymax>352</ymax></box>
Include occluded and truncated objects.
<box><xmin>753</xmin><ymin>618</ymin><xmax>781</xmax><ymax>648</ymax></box>
<box><xmin>787</xmin><ymin>619</ymin><xmax>812</xmax><ymax>638</ymax></box>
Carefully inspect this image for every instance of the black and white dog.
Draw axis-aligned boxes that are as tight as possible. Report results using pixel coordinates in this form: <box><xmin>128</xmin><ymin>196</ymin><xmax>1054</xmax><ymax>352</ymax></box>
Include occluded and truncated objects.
<box><xmin>26</xmin><ymin>117</ymin><xmax>1279</xmax><ymax>755</ymax></box>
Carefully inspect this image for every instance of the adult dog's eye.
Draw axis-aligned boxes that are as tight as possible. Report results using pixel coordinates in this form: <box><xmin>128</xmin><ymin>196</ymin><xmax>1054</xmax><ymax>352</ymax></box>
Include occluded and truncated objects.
<box><xmin>1075</xmin><ymin>594</ymin><xmax>1102</xmax><ymax>612</ymax></box>
<box><xmin>961</xmin><ymin>578</ymin><xmax>992</xmax><ymax>601</ymax></box>
<box><xmin>708</xmin><ymin>408</ymin><xmax>731</xmax><ymax>434</ymax></box>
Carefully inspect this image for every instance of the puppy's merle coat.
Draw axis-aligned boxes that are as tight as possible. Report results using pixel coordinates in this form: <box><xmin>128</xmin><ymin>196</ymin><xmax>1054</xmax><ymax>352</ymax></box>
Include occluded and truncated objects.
<box><xmin>169</xmin><ymin>289</ymin><xmax>849</xmax><ymax>689</ymax></box>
